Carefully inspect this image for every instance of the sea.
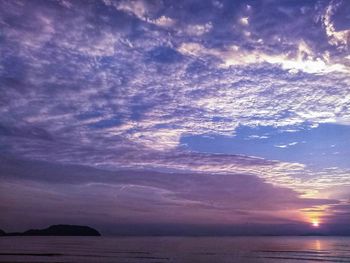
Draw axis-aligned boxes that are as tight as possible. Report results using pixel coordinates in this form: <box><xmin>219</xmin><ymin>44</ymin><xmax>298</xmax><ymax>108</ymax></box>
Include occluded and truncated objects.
<box><xmin>0</xmin><ymin>236</ymin><xmax>350</xmax><ymax>262</ymax></box>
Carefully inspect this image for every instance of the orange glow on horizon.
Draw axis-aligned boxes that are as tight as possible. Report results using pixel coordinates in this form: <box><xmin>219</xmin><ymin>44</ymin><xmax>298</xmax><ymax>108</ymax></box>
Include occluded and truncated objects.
<box><xmin>301</xmin><ymin>206</ymin><xmax>327</xmax><ymax>229</ymax></box>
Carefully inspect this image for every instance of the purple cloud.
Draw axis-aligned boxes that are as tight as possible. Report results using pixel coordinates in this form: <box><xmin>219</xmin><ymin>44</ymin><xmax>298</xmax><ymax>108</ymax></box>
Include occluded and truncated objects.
<box><xmin>0</xmin><ymin>156</ymin><xmax>338</xmax><ymax>232</ymax></box>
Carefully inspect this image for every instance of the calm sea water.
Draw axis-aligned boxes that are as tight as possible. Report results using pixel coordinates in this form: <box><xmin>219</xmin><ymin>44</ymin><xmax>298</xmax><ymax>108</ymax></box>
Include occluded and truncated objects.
<box><xmin>0</xmin><ymin>236</ymin><xmax>350</xmax><ymax>262</ymax></box>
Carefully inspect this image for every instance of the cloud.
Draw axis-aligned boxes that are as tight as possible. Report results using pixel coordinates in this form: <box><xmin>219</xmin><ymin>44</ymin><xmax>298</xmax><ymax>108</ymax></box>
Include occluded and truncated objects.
<box><xmin>2</xmin><ymin>0</ymin><xmax>349</xmax><ymax>149</ymax></box>
<box><xmin>274</xmin><ymin>144</ymin><xmax>288</xmax><ymax>148</ymax></box>
<box><xmin>177</xmin><ymin>41</ymin><xmax>349</xmax><ymax>74</ymax></box>
<box><xmin>103</xmin><ymin>0</ymin><xmax>175</xmax><ymax>28</ymax></box>
<box><xmin>0</xmin><ymin>0</ymin><xmax>350</xmax><ymax>216</ymax></box>
<box><xmin>105</xmin><ymin>0</ymin><xmax>148</xmax><ymax>21</ymax></box>
<box><xmin>322</xmin><ymin>0</ymin><xmax>350</xmax><ymax>49</ymax></box>
<box><xmin>247</xmin><ymin>135</ymin><xmax>269</xmax><ymax>140</ymax></box>
<box><xmin>151</xmin><ymin>15</ymin><xmax>175</xmax><ymax>27</ymax></box>
<box><xmin>184</xmin><ymin>22</ymin><xmax>213</xmax><ymax>36</ymax></box>
<box><xmin>0</xmin><ymin>156</ymin><xmax>339</xmax><ymax>231</ymax></box>
<box><xmin>239</xmin><ymin>17</ymin><xmax>249</xmax><ymax>26</ymax></box>
<box><xmin>274</xmin><ymin>142</ymin><xmax>299</xmax><ymax>148</ymax></box>
<box><xmin>2</xmin><ymin>121</ymin><xmax>350</xmax><ymax>200</ymax></box>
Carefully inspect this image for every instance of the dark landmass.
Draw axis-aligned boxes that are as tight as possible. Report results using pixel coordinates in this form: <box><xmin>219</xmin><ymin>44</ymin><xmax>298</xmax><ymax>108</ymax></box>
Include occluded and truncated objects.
<box><xmin>2</xmin><ymin>225</ymin><xmax>101</xmax><ymax>236</ymax></box>
<box><xmin>0</xmin><ymin>229</ymin><xmax>5</xmax><ymax>236</ymax></box>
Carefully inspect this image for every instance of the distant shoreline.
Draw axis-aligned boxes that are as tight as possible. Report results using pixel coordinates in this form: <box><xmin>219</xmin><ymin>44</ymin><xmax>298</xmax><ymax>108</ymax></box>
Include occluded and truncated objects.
<box><xmin>2</xmin><ymin>234</ymin><xmax>350</xmax><ymax>238</ymax></box>
<box><xmin>0</xmin><ymin>224</ymin><xmax>101</xmax><ymax>237</ymax></box>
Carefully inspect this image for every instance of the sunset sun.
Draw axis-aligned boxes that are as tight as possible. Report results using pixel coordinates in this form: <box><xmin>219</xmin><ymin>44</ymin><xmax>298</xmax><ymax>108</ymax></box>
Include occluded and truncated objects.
<box><xmin>312</xmin><ymin>220</ymin><xmax>320</xmax><ymax>228</ymax></box>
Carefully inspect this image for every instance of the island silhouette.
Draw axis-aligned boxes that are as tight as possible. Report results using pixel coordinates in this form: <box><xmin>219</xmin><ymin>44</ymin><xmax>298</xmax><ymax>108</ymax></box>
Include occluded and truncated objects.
<box><xmin>0</xmin><ymin>225</ymin><xmax>101</xmax><ymax>236</ymax></box>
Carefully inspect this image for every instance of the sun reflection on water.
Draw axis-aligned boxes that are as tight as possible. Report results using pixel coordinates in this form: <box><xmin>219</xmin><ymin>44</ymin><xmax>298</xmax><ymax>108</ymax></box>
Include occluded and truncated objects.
<box><xmin>314</xmin><ymin>240</ymin><xmax>322</xmax><ymax>251</ymax></box>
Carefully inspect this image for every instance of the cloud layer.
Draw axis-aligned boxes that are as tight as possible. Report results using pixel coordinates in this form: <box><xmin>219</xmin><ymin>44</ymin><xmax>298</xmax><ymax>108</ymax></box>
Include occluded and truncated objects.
<box><xmin>0</xmin><ymin>156</ymin><xmax>337</xmax><ymax>232</ymax></box>
<box><xmin>0</xmin><ymin>0</ymin><xmax>349</xmax><ymax>231</ymax></box>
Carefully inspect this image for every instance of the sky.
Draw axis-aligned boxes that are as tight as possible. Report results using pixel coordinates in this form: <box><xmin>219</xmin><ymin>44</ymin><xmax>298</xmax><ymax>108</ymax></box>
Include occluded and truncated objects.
<box><xmin>0</xmin><ymin>0</ymin><xmax>350</xmax><ymax>235</ymax></box>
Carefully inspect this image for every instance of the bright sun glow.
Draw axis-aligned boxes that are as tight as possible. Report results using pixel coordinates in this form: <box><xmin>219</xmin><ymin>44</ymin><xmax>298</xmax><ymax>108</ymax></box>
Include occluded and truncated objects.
<box><xmin>312</xmin><ymin>220</ymin><xmax>320</xmax><ymax>227</ymax></box>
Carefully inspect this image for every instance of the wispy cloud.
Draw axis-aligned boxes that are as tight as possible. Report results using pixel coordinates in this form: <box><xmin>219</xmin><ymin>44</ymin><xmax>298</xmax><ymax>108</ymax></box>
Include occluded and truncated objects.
<box><xmin>274</xmin><ymin>142</ymin><xmax>299</xmax><ymax>148</ymax></box>
<box><xmin>0</xmin><ymin>156</ymin><xmax>339</xmax><ymax>230</ymax></box>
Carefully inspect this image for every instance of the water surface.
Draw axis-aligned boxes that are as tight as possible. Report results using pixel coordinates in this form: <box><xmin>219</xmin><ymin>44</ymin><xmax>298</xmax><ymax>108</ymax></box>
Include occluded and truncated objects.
<box><xmin>1</xmin><ymin>236</ymin><xmax>350</xmax><ymax>262</ymax></box>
